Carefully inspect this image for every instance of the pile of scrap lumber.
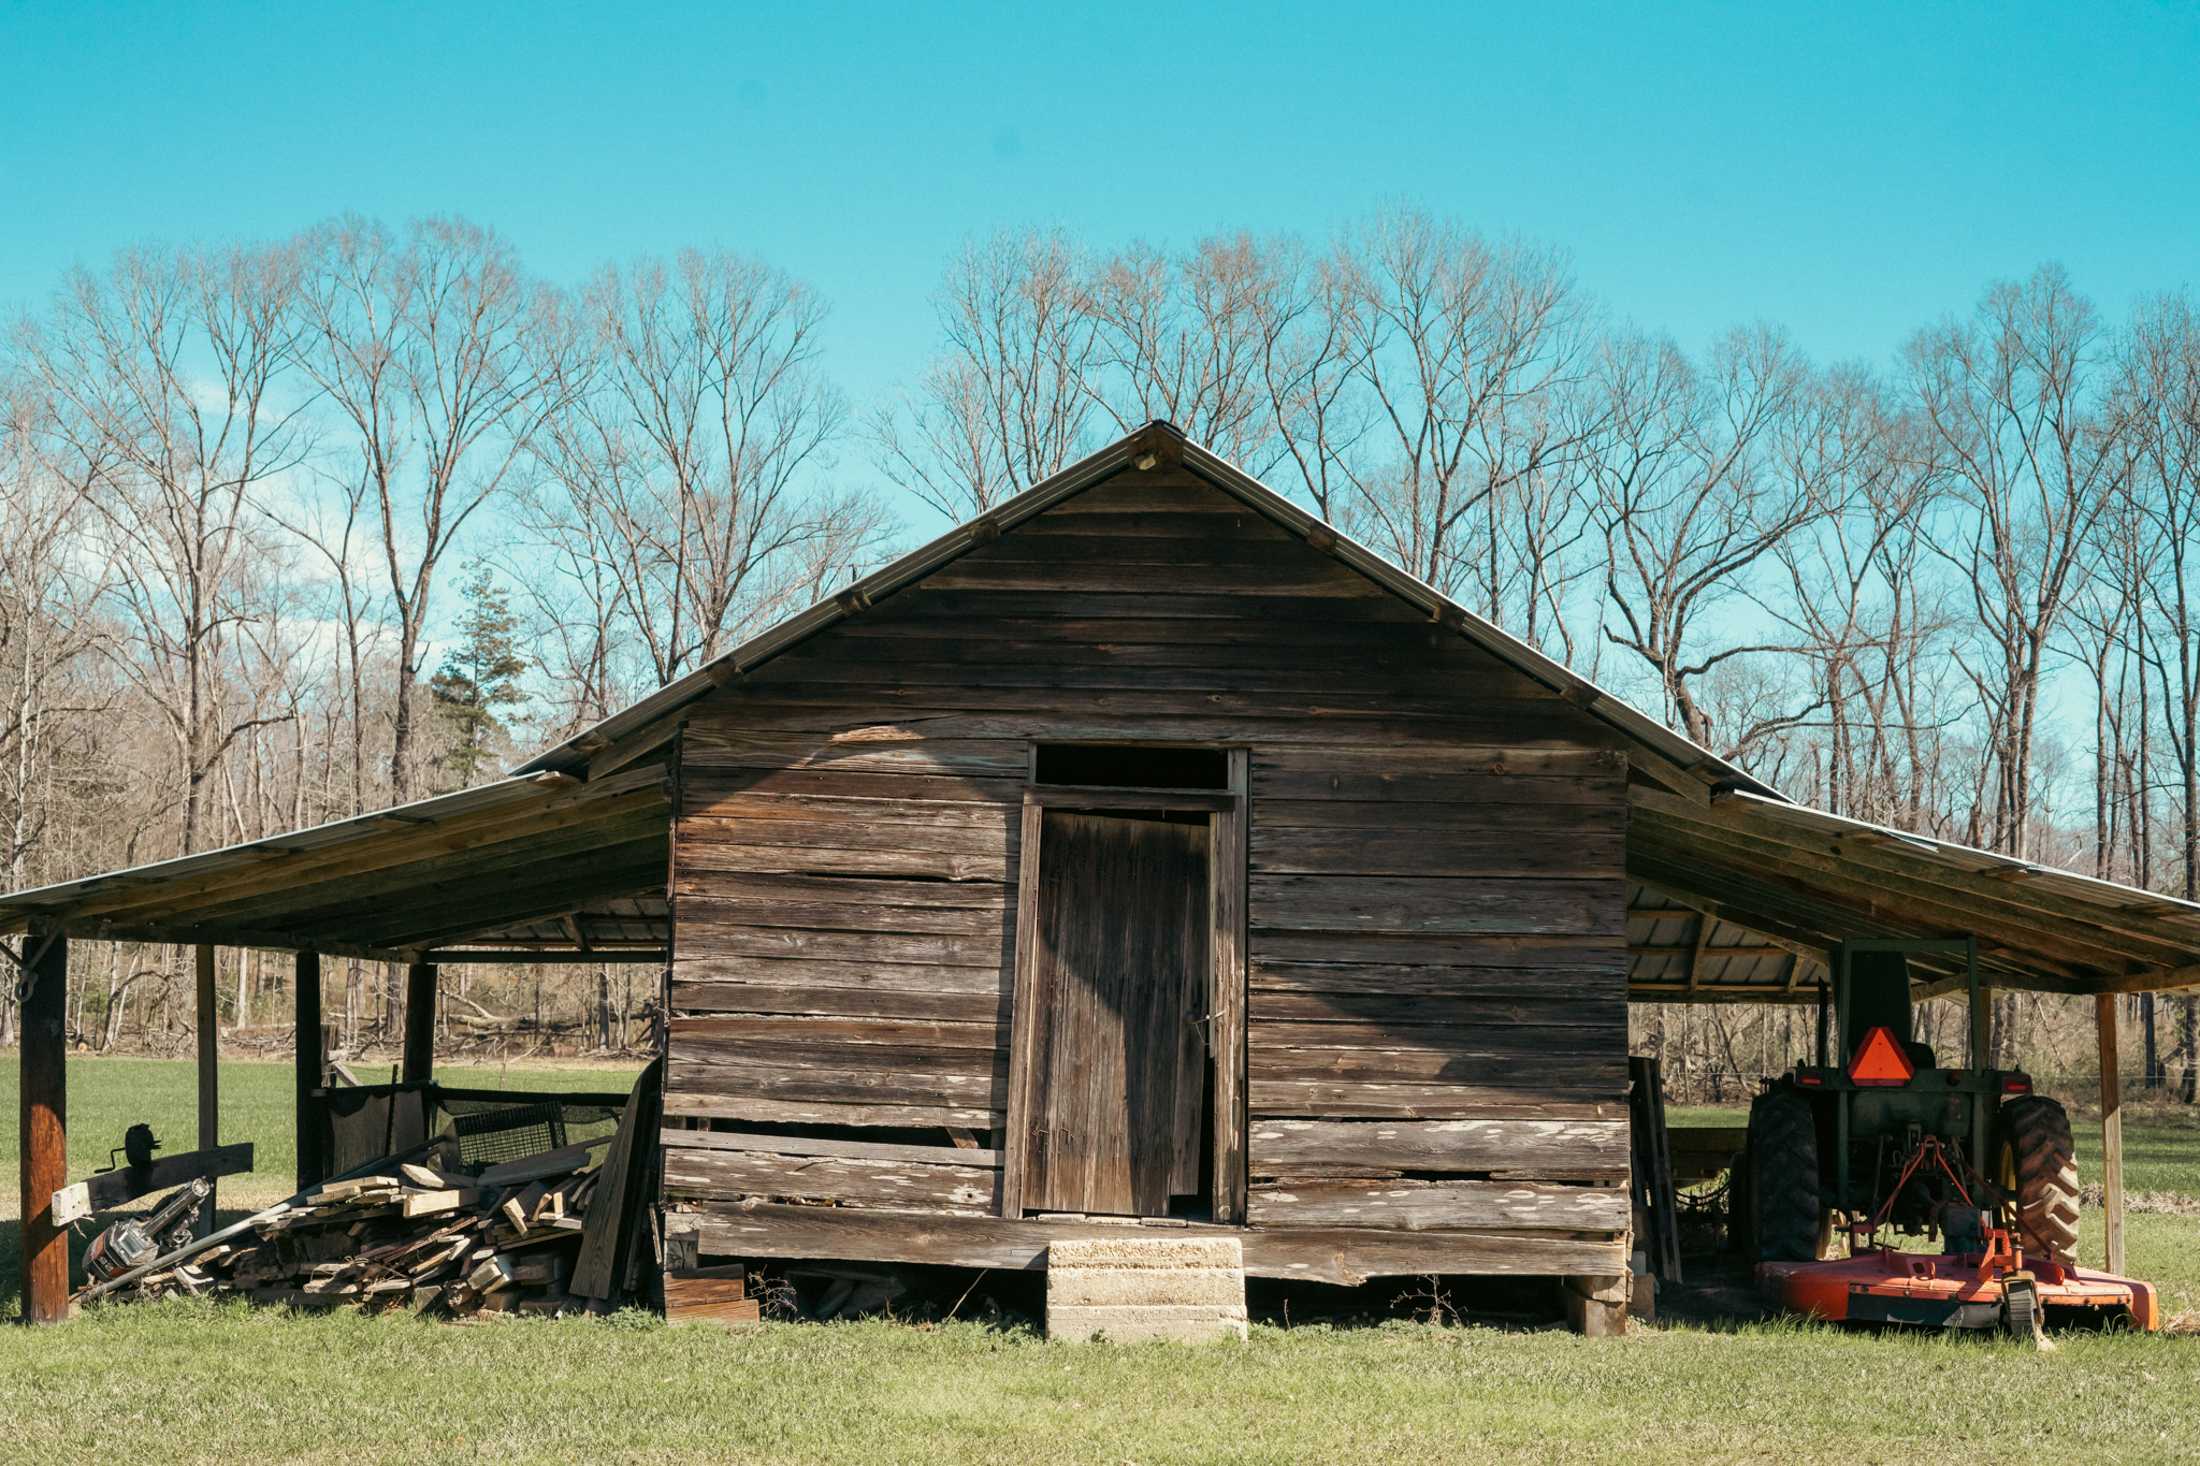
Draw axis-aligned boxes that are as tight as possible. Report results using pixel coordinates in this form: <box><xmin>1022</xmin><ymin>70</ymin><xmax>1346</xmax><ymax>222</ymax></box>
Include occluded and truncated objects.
<box><xmin>103</xmin><ymin>1147</ymin><xmax>608</xmax><ymax>1317</ymax></box>
<box><xmin>85</xmin><ymin>1062</ymin><xmax>664</xmax><ymax>1321</ymax></box>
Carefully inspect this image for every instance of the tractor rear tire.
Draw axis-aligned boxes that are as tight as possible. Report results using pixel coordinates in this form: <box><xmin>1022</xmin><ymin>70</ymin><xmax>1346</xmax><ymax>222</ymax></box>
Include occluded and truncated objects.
<box><xmin>1747</xmin><ymin>1088</ymin><xmax>1823</xmax><ymax>1263</ymax></box>
<box><xmin>1999</xmin><ymin>1096</ymin><xmax>2080</xmax><ymax>1263</ymax></box>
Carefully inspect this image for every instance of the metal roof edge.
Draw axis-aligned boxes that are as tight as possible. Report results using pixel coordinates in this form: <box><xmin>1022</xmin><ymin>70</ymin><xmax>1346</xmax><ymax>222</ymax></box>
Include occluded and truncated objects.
<box><xmin>1718</xmin><ymin>788</ymin><xmax>2200</xmax><ymax>922</ymax></box>
<box><xmin>0</xmin><ymin>770</ymin><xmax>578</xmax><ymax>926</ymax></box>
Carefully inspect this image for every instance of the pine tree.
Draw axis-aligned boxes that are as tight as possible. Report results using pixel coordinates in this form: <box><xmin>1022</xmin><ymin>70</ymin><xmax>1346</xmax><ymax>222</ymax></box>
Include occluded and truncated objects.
<box><xmin>430</xmin><ymin>563</ymin><xmax>530</xmax><ymax>789</ymax></box>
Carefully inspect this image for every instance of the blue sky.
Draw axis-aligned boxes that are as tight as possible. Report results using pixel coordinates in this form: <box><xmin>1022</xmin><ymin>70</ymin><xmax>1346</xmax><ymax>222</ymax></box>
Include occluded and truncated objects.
<box><xmin>4</xmin><ymin>0</ymin><xmax>2197</xmax><ymax>409</ymax></box>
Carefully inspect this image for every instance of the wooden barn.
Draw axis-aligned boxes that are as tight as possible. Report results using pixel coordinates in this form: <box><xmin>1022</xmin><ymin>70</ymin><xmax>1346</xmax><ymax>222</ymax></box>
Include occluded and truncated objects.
<box><xmin>12</xmin><ymin>419</ymin><xmax>2200</xmax><ymax>1331</ymax></box>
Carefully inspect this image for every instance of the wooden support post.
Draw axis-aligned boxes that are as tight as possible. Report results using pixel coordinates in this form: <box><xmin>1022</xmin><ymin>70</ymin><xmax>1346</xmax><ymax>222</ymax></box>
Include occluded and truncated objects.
<box><xmin>1558</xmin><ymin>1273</ymin><xmax>1629</xmax><ymax>1337</ymax></box>
<box><xmin>402</xmin><ymin>961</ymin><xmax>436</xmax><ymax>1085</ymax></box>
<box><xmin>295</xmin><ymin>949</ymin><xmax>324</xmax><ymax>1191</ymax></box>
<box><xmin>2096</xmin><ymin>992</ymin><xmax>2125</xmax><ymax>1276</ymax></box>
<box><xmin>195</xmin><ymin>943</ymin><xmax>219</xmax><ymax>1238</ymax></box>
<box><xmin>18</xmin><ymin>931</ymin><xmax>69</xmax><ymax>1323</ymax></box>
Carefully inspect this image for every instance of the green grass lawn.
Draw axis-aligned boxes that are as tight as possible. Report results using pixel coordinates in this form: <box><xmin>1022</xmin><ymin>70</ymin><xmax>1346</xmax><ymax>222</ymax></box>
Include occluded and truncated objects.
<box><xmin>0</xmin><ymin>1060</ymin><xmax>2195</xmax><ymax>1464</ymax></box>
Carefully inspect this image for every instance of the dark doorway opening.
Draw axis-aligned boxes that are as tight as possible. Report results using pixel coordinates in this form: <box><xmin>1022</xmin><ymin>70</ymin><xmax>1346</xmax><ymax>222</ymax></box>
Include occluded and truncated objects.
<box><xmin>1034</xmin><ymin>743</ymin><xmax>1230</xmax><ymax>790</ymax></box>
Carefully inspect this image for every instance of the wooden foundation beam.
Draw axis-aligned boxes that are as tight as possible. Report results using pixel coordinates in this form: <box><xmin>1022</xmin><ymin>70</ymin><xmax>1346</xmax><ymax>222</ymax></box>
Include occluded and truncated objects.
<box><xmin>2097</xmin><ymin>992</ymin><xmax>2125</xmax><ymax>1276</ymax></box>
<box><xmin>675</xmin><ymin>1203</ymin><xmax>1628</xmax><ymax>1285</ymax></box>
<box><xmin>195</xmin><ymin>943</ymin><xmax>219</xmax><ymax>1238</ymax></box>
<box><xmin>18</xmin><ymin>931</ymin><xmax>69</xmax><ymax>1323</ymax></box>
<box><xmin>295</xmin><ymin>949</ymin><xmax>324</xmax><ymax>1190</ymax></box>
<box><xmin>402</xmin><ymin>961</ymin><xmax>437</xmax><ymax>1084</ymax></box>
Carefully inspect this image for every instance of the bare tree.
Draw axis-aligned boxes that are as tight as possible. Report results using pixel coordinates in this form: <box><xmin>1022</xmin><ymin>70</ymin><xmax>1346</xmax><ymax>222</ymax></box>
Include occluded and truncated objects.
<box><xmin>21</xmin><ymin>241</ymin><xmax>311</xmax><ymax>853</ymax></box>
<box><xmin>1908</xmin><ymin>265</ymin><xmax>2129</xmax><ymax>861</ymax></box>
<box><xmin>1083</xmin><ymin>234</ymin><xmax>1275</xmax><ymax>466</ymax></box>
<box><xmin>870</xmin><ymin>230</ymin><xmax>1099</xmax><ymax>521</ymax></box>
<box><xmin>295</xmin><ymin>215</ymin><xmax>560</xmax><ymax>801</ymax></box>
<box><xmin>1326</xmin><ymin>210</ymin><xmax>1593</xmax><ymax>608</ymax></box>
<box><xmin>2111</xmin><ymin>290</ymin><xmax>2200</xmax><ymax>1094</ymax></box>
<box><xmin>521</xmin><ymin>251</ymin><xmax>888</xmax><ymax>704</ymax></box>
<box><xmin>1590</xmin><ymin>325</ymin><xmax>1827</xmax><ymax>755</ymax></box>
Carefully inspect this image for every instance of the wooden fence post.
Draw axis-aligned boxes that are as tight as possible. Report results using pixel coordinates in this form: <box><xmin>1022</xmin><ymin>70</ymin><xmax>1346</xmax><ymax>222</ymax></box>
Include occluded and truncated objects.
<box><xmin>196</xmin><ymin>943</ymin><xmax>219</xmax><ymax>1237</ymax></box>
<box><xmin>2096</xmin><ymin>992</ymin><xmax>2125</xmax><ymax>1276</ymax></box>
<box><xmin>295</xmin><ymin>949</ymin><xmax>324</xmax><ymax>1190</ymax></box>
<box><xmin>403</xmin><ymin>962</ymin><xmax>437</xmax><ymax>1085</ymax></box>
<box><xmin>19</xmin><ymin>931</ymin><xmax>70</xmax><ymax>1322</ymax></box>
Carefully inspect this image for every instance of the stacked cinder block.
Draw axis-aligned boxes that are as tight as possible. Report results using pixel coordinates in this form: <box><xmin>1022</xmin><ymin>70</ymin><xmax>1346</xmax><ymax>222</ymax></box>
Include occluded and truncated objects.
<box><xmin>1045</xmin><ymin>1236</ymin><xmax>1249</xmax><ymax>1342</ymax></box>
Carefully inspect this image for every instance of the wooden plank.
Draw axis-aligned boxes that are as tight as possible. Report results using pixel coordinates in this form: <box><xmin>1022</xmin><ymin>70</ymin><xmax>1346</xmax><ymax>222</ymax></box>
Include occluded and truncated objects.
<box><xmin>670</xmin><ymin>979</ymin><xmax>1008</xmax><ymax>1025</ymax></box>
<box><xmin>999</xmin><ymin>797</ymin><xmax>1047</xmax><ymax>1217</ymax></box>
<box><xmin>677</xmin><ymin>1204</ymin><xmax>1628</xmax><ymax>1284</ymax></box>
<box><xmin>663</xmin><ymin>1091</ymin><xmax>998</xmax><ymax>1130</ymax></box>
<box><xmin>662</xmin><ymin>1128</ymin><xmax>1002</xmax><ymax>1168</ymax></box>
<box><xmin>1250</xmin><ymin>1045</ymin><xmax>1629</xmax><ymax>1087</ymax></box>
<box><xmin>1250</xmin><ymin>934</ymin><xmax>1627</xmax><ymax>973</ymax></box>
<box><xmin>1247</xmin><ymin>1178</ymin><xmax>1630</xmax><ymax>1232</ymax></box>
<box><xmin>2097</xmin><ymin>993</ymin><xmax>2125</xmax><ymax>1276</ymax></box>
<box><xmin>1254</xmin><ymin>799</ymin><xmax>1627</xmax><ymax>831</ymax></box>
<box><xmin>662</xmin><ymin>1145</ymin><xmax>1001</xmax><ymax>1210</ymax></box>
<box><xmin>681</xmin><ymin>729</ymin><xmax>1031</xmax><ymax>778</ymax></box>
<box><xmin>1250</xmin><ymin>876</ymin><xmax>1626</xmax><ymax>937</ymax></box>
<box><xmin>664</xmin><ymin>1265</ymin><xmax>759</xmax><ymax>1327</ymax></box>
<box><xmin>1212</xmin><ymin>758</ymin><xmax>1248</xmax><ymax>1224</ymax></box>
<box><xmin>883</xmin><ymin>589</ymin><xmax>1423</xmax><ymax>624</ymax></box>
<box><xmin>669</xmin><ymin>1014</ymin><xmax>1005</xmax><ymax>1051</ymax></box>
<box><xmin>1251</xmin><ymin>823</ymin><xmax>1624</xmax><ymax>879</ymax></box>
<box><xmin>665</xmin><ymin>1057</ymin><xmax>1005</xmax><ymax>1113</ymax></box>
<box><xmin>294</xmin><ymin>949</ymin><xmax>323</xmax><ymax>1191</ymax></box>
<box><xmin>1247</xmin><ymin>1119</ymin><xmax>1630</xmax><ymax>1182</ymax></box>
<box><xmin>51</xmin><ymin>1142</ymin><xmax>256</xmax><ymax>1222</ymax></box>
<box><xmin>1250</xmin><ymin>1079</ymin><xmax>1625</xmax><ymax>1120</ymax></box>
<box><xmin>671</xmin><ymin>954</ymin><xmax>1008</xmax><ymax>992</ymax></box>
<box><xmin>1251</xmin><ymin>1018</ymin><xmax>1621</xmax><ymax>1055</ymax></box>
<box><xmin>679</xmin><ymin>792</ymin><xmax>1018</xmax><ymax>827</ymax></box>
<box><xmin>18</xmin><ymin>934</ymin><xmax>67</xmax><ymax>1323</ymax></box>
<box><xmin>572</xmin><ymin>1060</ymin><xmax>661</xmax><ymax>1302</ymax></box>
<box><xmin>675</xmin><ymin>839</ymin><xmax>1011</xmax><ymax>884</ymax></box>
<box><xmin>1249</xmin><ymin>992</ymin><xmax>1623</xmax><ymax>1029</ymax></box>
<box><xmin>677</xmin><ymin>925</ymin><xmax>1007</xmax><ymax>967</ymax></box>
<box><xmin>922</xmin><ymin>557</ymin><xmax>1373</xmax><ymax>595</ymax></box>
<box><xmin>1251</xmin><ymin>767</ymin><xmax>1621</xmax><ymax>805</ymax></box>
<box><xmin>680</xmin><ymin>813</ymin><xmax>1014</xmax><ymax>859</ymax></box>
<box><xmin>683</xmin><ymin>765</ymin><xmax>1028</xmax><ymax>806</ymax></box>
<box><xmin>195</xmin><ymin>942</ymin><xmax>218</xmax><ymax>1238</ymax></box>
<box><xmin>672</xmin><ymin>890</ymin><xmax>1009</xmax><ymax>938</ymax></box>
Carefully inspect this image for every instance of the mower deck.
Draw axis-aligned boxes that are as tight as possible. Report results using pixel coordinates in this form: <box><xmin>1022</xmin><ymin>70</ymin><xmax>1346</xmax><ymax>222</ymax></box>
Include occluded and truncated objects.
<box><xmin>1759</xmin><ymin>1248</ymin><xmax>2159</xmax><ymax>1332</ymax></box>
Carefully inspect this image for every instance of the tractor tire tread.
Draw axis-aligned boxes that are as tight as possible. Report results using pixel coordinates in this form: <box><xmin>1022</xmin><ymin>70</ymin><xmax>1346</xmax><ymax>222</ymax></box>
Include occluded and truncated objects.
<box><xmin>1749</xmin><ymin>1089</ymin><xmax>1822</xmax><ymax>1264</ymax></box>
<box><xmin>2001</xmin><ymin>1096</ymin><xmax>2080</xmax><ymax>1263</ymax></box>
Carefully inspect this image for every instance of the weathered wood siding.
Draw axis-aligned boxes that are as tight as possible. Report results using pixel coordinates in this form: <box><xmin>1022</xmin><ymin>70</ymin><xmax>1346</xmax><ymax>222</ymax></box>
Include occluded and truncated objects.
<box><xmin>662</xmin><ymin>465</ymin><xmax>1631</xmax><ymax>1270</ymax></box>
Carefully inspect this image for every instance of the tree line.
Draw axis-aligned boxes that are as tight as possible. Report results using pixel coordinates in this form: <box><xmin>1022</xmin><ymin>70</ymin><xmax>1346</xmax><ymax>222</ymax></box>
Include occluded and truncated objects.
<box><xmin>1</xmin><ymin>208</ymin><xmax>2195</xmax><ymax>1098</ymax></box>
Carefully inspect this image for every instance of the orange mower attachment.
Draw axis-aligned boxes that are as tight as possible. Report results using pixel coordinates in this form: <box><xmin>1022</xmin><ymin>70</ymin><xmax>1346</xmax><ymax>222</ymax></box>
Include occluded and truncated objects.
<box><xmin>1760</xmin><ymin>1244</ymin><xmax>2158</xmax><ymax>1333</ymax></box>
<box><xmin>1757</xmin><ymin>1134</ymin><xmax>2158</xmax><ymax>1333</ymax></box>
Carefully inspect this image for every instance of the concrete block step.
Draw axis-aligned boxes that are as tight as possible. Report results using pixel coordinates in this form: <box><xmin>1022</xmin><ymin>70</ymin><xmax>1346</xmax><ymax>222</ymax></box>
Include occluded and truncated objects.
<box><xmin>1045</xmin><ymin>1236</ymin><xmax>1248</xmax><ymax>1343</ymax></box>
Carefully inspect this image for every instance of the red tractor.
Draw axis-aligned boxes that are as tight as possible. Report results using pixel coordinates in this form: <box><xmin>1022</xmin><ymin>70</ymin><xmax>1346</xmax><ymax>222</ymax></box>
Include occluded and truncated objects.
<box><xmin>1737</xmin><ymin>940</ymin><xmax>2154</xmax><ymax>1332</ymax></box>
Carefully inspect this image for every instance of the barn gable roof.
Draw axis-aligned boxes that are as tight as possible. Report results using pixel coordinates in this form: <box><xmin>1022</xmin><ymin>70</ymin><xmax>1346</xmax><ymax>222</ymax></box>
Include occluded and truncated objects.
<box><xmin>517</xmin><ymin>421</ymin><xmax>1773</xmax><ymax>808</ymax></box>
<box><xmin>5</xmin><ymin>420</ymin><xmax>2200</xmax><ymax>998</ymax></box>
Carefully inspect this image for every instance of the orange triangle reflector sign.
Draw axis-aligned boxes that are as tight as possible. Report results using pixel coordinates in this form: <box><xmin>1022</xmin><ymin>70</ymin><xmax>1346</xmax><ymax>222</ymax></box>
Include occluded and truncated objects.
<box><xmin>1847</xmin><ymin>1025</ymin><xmax>1915</xmax><ymax>1086</ymax></box>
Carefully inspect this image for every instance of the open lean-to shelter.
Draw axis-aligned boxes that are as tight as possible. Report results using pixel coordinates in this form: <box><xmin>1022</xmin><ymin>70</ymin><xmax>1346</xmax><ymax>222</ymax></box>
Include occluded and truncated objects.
<box><xmin>9</xmin><ymin>420</ymin><xmax>2200</xmax><ymax>1331</ymax></box>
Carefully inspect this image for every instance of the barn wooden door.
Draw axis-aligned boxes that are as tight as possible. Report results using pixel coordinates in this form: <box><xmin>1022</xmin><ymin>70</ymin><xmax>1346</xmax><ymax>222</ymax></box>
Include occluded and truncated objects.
<box><xmin>1013</xmin><ymin>808</ymin><xmax>1212</xmax><ymax>1217</ymax></box>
